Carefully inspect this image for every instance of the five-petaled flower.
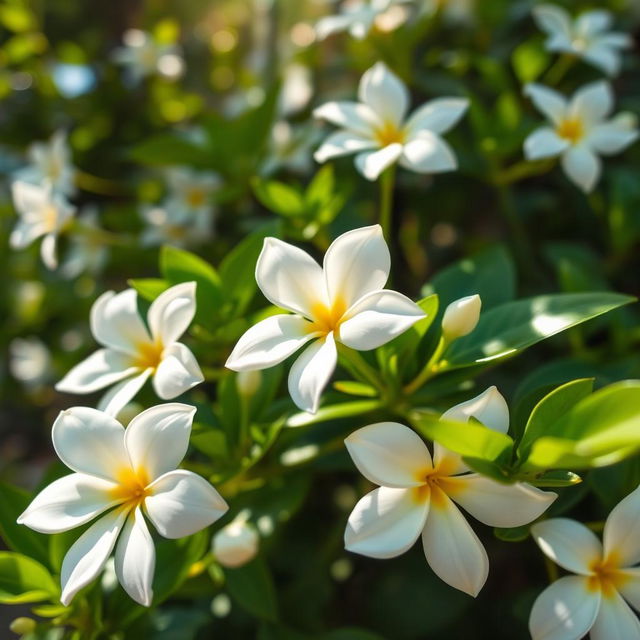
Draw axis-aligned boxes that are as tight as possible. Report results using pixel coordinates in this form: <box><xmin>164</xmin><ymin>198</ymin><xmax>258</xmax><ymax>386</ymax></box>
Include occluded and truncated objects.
<box><xmin>529</xmin><ymin>485</ymin><xmax>640</xmax><ymax>640</ymax></box>
<box><xmin>313</xmin><ymin>62</ymin><xmax>468</xmax><ymax>181</ymax></box>
<box><xmin>10</xmin><ymin>180</ymin><xmax>76</xmax><ymax>270</ymax></box>
<box><xmin>344</xmin><ymin>387</ymin><xmax>557</xmax><ymax>596</ymax></box>
<box><xmin>56</xmin><ymin>282</ymin><xmax>204</xmax><ymax>417</ymax></box>
<box><xmin>18</xmin><ymin>404</ymin><xmax>228</xmax><ymax>607</ymax></box>
<box><xmin>533</xmin><ymin>4</ymin><xmax>632</xmax><ymax>76</ymax></box>
<box><xmin>524</xmin><ymin>81</ymin><xmax>638</xmax><ymax>193</ymax></box>
<box><xmin>225</xmin><ymin>225</ymin><xmax>425</xmax><ymax>413</ymax></box>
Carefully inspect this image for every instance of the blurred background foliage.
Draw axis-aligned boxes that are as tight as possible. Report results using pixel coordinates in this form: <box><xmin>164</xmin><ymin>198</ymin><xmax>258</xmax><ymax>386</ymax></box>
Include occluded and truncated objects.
<box><xmin>0</xmin><ymin>0</ymin><xmax>639</xmax><ymax>638</ymax></box>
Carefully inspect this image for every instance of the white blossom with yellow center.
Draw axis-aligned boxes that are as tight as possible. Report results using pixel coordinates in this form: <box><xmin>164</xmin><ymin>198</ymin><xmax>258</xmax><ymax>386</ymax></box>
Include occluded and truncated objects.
<box><xmin>18</xmin><ymin>404</ymin><xmax>228</xmax><ymax>607</ymax></box>
<box><xmin>313</xmin><ymin>62</ymin><xmax>468</xmax><ymax>181</ymax></box>
<box><xmin>524</xmin><ymin>81</ymin><xmax>638</xmax><ymax>193</ymax></box>
<box><xmin>344</xmin><ymin>387</ymin><xmax>557</xmax><ymax>596</ymax></box>
<box><xmin>165</xmin><ymin>167</ymin><xmax>220</xmax><ymax>216</ymax></box>
<box><xmin>56</xmin><ymin>282</ymin><xmax>204</xmax><ymax>417</ymax></box>
<box><xmin>529</xmin><ymin>485</ymin><xmax>640</xmax><ymax>639</ymax></box>
<box><xmin>225</xmin><ymin>225</ymin><xmax>425</xmax><ymax>413</ymax></box>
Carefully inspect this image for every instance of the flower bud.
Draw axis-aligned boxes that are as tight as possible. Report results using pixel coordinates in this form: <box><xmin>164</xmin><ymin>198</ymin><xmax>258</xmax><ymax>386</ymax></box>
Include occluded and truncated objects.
<box><xmin>10</xmin><ymin>617</ymin><xmax>36</xmax><ymax>635</ymax></box>
<box><xmin>236</xmin><ymin>370</ymin><xmax>262</xmax><ymax>397</ymax></box>
<box><xmin>212</xmin><ymin>520</ymin><xmax>259</xmax><ymax>568</ymax></box>
<box><xmin>442</xmin><ymin>294</ymin><xmax>481</xmax><ymax>341</ymax></box>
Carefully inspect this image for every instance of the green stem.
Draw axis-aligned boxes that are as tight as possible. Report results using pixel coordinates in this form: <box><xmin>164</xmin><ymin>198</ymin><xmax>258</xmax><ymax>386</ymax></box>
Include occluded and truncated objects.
<box><xmin>543</xmin><ymin>54</ymin><xmax>576</xmax><ymax>86</ymax></box>
<box><xmin>379</xmin><ymin>165</ymin><xmax>396</xmax><ymax>241</ymax></box>
<box><xmin>403</xmin><ymin>335</ymin><xmax>447</xmax><ymax>396</ymax></box>
<box><xmin>337</xmin><ymin>345</ymin><xmax>384</xmax><ymax>393</ymax></box>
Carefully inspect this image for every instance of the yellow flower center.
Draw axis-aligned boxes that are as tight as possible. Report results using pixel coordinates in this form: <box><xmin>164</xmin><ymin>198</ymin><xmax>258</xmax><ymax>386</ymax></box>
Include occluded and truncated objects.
<box><xmin>556</xmin><ymin>117</ymin><xmax>584</xmax><ymax>144</ymax></box>
<box><xmin>308</xmin><ymin>297</ymin><xmax>347</xmax><ymax>334</ymax></box>
<box><xmin>374</xmin><ymin>121</ymin><xmax>406</xmax><ymax>147</ymax></box>
<box><xmin>587</xmin><ymin>553</ymin><xmax>629</xmax><ymax>598</ymax></box>
<box><xmin>42</xmin><ymin>205</ymin><xmax>59</xmax><ymax>232</ymax></box>
<box><xmin>109</xmin><ymin>467</ymin><xmax>151</xmax><ymax>508</ymax></box>
<box><xmin>186</xmin><ymin>187</ymin><xmax>206</xmax><ymax>208</ymax></box>
<box><xmin>133</xmin><ymin>341</ymin><xmax>164</xmax><ymax>370</ymax></box>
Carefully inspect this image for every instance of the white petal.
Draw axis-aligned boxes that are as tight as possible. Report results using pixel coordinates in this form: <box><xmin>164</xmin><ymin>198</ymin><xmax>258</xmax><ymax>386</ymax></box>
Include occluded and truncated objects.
<box><xmin>314</xmin><ymin>131</ymin><xmax>378</xmax><ymax>163</ymax></box>
<box><xmin>587</xmin><ymin>116</ymin><xmax>639</xmax><ymax>155</ymax></box>
<box><xmin>56</xmin><ymin>349</ymin><xmax>139</xmax><ymax>394</ymax></box>
<box><xmin>17</xmin><ymin>473</ymin><xmax>118</xmax><ymax>534</ymax></box>
<box><xmin>524</xmin><ymin>127</ymin><xmax>569</xmax><ymax>160</ymax></box>
<box><xmin>617</xmin><ymin>568</ymin><xmax>640</xmax><ymax>610</ymax></box>
<box><xmin>531</xmin><ymin>518</ymin><xmax>603</xmax><ymax>575</ymax></box>
<box><xmin>287</xmin><ymin>333</ymin><xmax>337</xmax><ymax>413</ymax></box>
<box><xmin>444</xmin><ymin>475</ymin><xmax>556</xmax><ymax>527</ymax></box>
<box><xmin>147</xmin><ymin>281</ymin><xmax>196</xmax><ymax>345</ymax></box>
<box><xmin>583</xmin><ymin>45</ymin><xmax>622</xmax><ymax>76</ymax></box>
<box><xmin>152</xmin><ymin>343</ymin><xmax>204</xmax><ymax>399</ymax></box>
<box><xmin>561</xmin><ymin>146</ymin><xmax>601</xmax><ymax>193</ymax></box>
<box><xmin>524</xmin><ymin>84</ymin><xmax>567</xmax><ymax>125</ymax></box>
<box><xmin>11</xmin><ymin>180</ymin><xmax>47</xmax><ymax>215</ymax></box>
<box><xmin>52</xmin><ymin>407</ymin><xmax>129</xmax><ymax>482</ymax></box>
<box><xmin>532</xmin><ymin>4</ymin><xmax>572</xmax><ymax>43</ymax></box>
<box><xmin>358</xmin><ymin>62</ymin><xmax>409</xmax><ymax>128</ymax></box>
<box><xmin>98</xmin><ymin>369</ymin><xmax>152</xmax><ymax>418</ymax></box>
<box><xmin>355</xmin><ymin>143</ymin><xmax>403</xmax><ymax>180</ymax></box>
<box><xmin>212</xmin><ymin>521</ymin><xmax>259</xmax><ymax>568</ymax></box>
<box><xmin>575</xmin><ymin>9</ymin><xmax>611</xmax><ymax>38</ymax></box>
<box><xmin>421</xmin><ymin>489</ymin><xmax>488</xmax><ymax>596</ymax></box>
<box><xmin>125</xmin><ymin>403</ymin><xmax>196</xmax><ymax>482</ymax></box>
<box><xmin>400</xmin><ymin>133</ymin><xmax>457</xmax><ymax>174</ymax></box>
<box><xmin>591</xmin><ymin>588</ymin><xmax>640</xmax><ymax>640</ymax></box>
<box><xmin>40</xmin><ymin>233</ymin><xmax>58</xmax><ymax>270</ymax></box>
<box><xmin>405</xmin><ymin>98</ymin><xmax>469</xmax><ymax>136</ymax></box>
<box><xmin>315</xmin><ymin>14</ymin><xmax>355</xmax><ymax>40</ymax></box>
<box><xmin>569</xmin><ymin>81</ymin><xmax>613</xmax><ymax>125</ymax></box>
<box><xmin>255</xmin><ymin>237</ymin><xmax>328</xmax><ymax>317</ymax></box>
<box><xmin>225</xmin><ymin>314</ymin><xmax>316</xmax><ymax>371</ymax></box>
<box><xmin>323</xmin><ymin>225</ymin><xmax>390</xmax><ymax>309</ymax></box>
<box><xmin>144</xmin><ymin>469</ymin><xmax>228</xmax><ymax>539</ymax></box>
<box><xmin>603</xmin><ymin>485</ymin><xmax>640</xmax><ymax>568</ymax></box>
<box><xmin>114</xmin><ymin>507</ymin><xmax>155</xmax><ymax>607</ymax></box>
<box><xmin>9</xmin><ymin>219</ymin><xmax>47</xmax><ymax>249</ymax></box>
<box><xmin>345</xmin><ymin>486</ymin><xmax>429</xmax><ymax>559</ymax></box>
<box><xmin>60</xmin><ymin>507</ymin><xmax>129</xmax><ymax>606</ymax></box>
<box><xmin>90</xmin><ymin>290</ymin><xmax>152</xmax><ymax>356</ymax></box>
<box><xmin>345</xmin><ymin>422</ymin><xmax>432</xmax><ymax>488</ymax></box>
<box><xmin>339</xmin><ymin>290</ymin><xmax>425</xmax><ymax>350</ymax></box>
<box><xmin>529</xmin><ymin>576</ymin><xmax>600</xmax><ymax>640</ymax></box>
<box><xmin>312</xmin><ymin>101</ymin><xmax>380</xmax><ymax>137</ymax></box>
<box><xmin>441</xmin><ymin>386</ymin><xmax>510</xmax><ymax>434</ymax></box>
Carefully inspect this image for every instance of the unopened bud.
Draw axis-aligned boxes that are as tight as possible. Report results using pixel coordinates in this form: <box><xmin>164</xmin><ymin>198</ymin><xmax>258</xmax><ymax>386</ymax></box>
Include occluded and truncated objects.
<box><xmin>10</xmin><ymin>617</ymin><xmax>36</xmax><ymax>635</ymax></box>
<box><xmin>442</xmin><ymin>294</ymin><xmax>481</xmax><ymax>341</ymax></box>
<box><xmin>212</xmin><ymin>519</ymin><xmax>259</xmax><ymax>568</ymax></box>
<box><xmin>236</xmin><ymin>370</ymin><xmax>262</xmax><ymax>397</ymax></box>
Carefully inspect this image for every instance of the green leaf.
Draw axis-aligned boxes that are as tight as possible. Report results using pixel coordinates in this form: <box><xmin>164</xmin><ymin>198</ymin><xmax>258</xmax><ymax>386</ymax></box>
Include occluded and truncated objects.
<box><xmin>443</xmin><ymin>293</ymin><xmax>635</xmax><ymax>369</ymax></box>
<box><xmin>130</xmin><ymin>135</ymin><xmax>214</xmax><ymax>167</ymax></box>
<box><xmin>493</xmin><ymin>525</ymin><xmax>530</xmax><ymax>543</ymax></box>
<box><xmin>127</xmin><ymin>278</ymin><xmax>170</xmax><ymax>302</ymax></box>
<box><xmin>286</xmin><ymin>400</ymin><xmax>383</xmax><ymax>428</ymax></box>
<box><xmin>515</xmin><ymin>470</ymin><xmax>582</xmax><ymax>488</ymax></box>
<box><xmin>226</xmin><ymin>557</ymin><xmax>278</xmax><ymax>621</ymax></box>
<box><xmin>0</xmin><ymin>552</ymin><xmax>57</xmax><ymax>604</ymax></box>
<box><xmin>332</xmin><ymin>380</ymin><xmax>378</xmax><ymax>397</ymax></box>
<box><xmin>511</xmin><ymin>41</ymin><xmax>549</xmax><ymax>83</ymax></box>
<box><xmin>252</xmin><ymin>178</ymin><xmax>305</xmax><ymax>216</ymax></box>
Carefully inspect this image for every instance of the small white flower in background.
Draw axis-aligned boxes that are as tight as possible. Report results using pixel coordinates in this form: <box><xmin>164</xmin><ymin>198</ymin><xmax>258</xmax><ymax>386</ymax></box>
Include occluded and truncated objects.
<box><xmin>113</xmin><ymin>29</ymin><xmax>184</xmax><ymax>83</ymax></box>
<box><xmin>315</xmin><ymin>0</ymin><xmax>412</xmax><ymax>40</ymax></box>
<box><xmin>261</xmin><ymin>121</ymin><xmax>322</xmax><ymax>176</ymax></box>
<box><xmin>225</xmin><ymin>225</ymin><xmax>425</xmax><ymax>413</ymax></box>
<box><xmin>10</xmin><ymin>180</ymin><xmax>76</xmax><ymax>270</ymax></box>
<box><xmin>524</xmin><ymin>81</ymin><xmax>638</xmax><ymax>193</ymax></box>
<box><xmin>9</xmin><ymin>337</ymin><xmax>52</xmax><ymax>387</ymax></box>
<box><xmin>532</xmin><ymin>4</ymin><xmax>632</xmax><ymax>77</ymax></box>
<box><xmin>18</xmin><ymin>404</ymin><xmax>228</xmax><ymax>606</ymax></box>
<box><xmin>139</xmin><ymin>203</ymin><xmax>213</xmax><ymax>248</ymax></box>
<box><xmin>165</xmin><ymin>167</ymin><xmax>220</xmax><ymax>216</ymax></box>
<box><xmin>280</xmin><ymin>64</ymin><xmax>314</xmax><ymax>118</ymax></box>
<box><xmin>529</xmin><ymin>485</ymin><xmax>640</xmax><ymax>640</ymax></box>
<box><xmin>344</xmin><ymin>387</ymin><xmax>557</xmax><ymax>596</ymax></box>
<box><xmin>56</xmin><ymin>282</ymin><xmax>204</xmax><ymax>417</ymax></box>
<box><xmin>212</xmin><ymin>515</ymin><xmax>260</xmax><ymax>568</ymax></box>
<box><xmin>314</xmin><ymin>62</ymin><xmax>468</xmax><ymax>181</ymax></box>
<box><xmin>442</xmin><ymin>294</ymin><xmax>481</xmax><ymax>342</ymax></box>
<box><xmin>15</xmin><ymin>130</ymin><xmax>76</xmax><ymax>197</ymax></box>
<box><xmin>61</xmin><ymin>206</ymin><xmax>109</xmax><ymax>279</ymax></box>
<box><xmin>423</xmin><ymin>0</ymin><xmax>475</xmax><ymax>24</ymax></box>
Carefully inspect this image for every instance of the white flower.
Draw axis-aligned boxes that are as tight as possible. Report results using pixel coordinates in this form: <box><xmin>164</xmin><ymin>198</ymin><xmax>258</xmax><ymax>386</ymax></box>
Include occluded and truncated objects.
<box><xmin>18</xmin><ymin>404</ymin><xmax>228</xmax><ymax>607</ymax></box>
<box><xmin>56</xmin><ymin>283</ymin><xmax>204</xmax><ymax>417</ymax></box>
<box><xmin>212</xmin><ymin>516</ymin><xmax>259</xmax><ymax>568</ymax></box>
<box><xmin>61</xmin><ymin>207</ymin><xmax>109</xmax><ymax>279</ymax></box>
<box><xmin>524</xmin><ymin>81</ymin><xmax>638</xmax><ymax>193</ymax></box>
<box><xmin>10</xmin><ymin>180</ymin><xmax>76</xmax><ymax>270</ymax></box>
<box><xmin>532</xmin><ymin>4</ymin><xmax>632</xmax><ymax>76</ymax></box>
<box><xmin>9</xmin><ymin>337</ymin><xmax>51</xmax><ymax>386</ymax></box>
<box><xmin>225</xmin><ymin>225</ymin><xmax>425</xmax><ymax>413</ymax></box>
<box><xmin>165</xmin><ymin>167</ymin><xmax>220</xmax><ymax>216</ymax></box>
<box><xmin>139</xmin><ymin>204</ymin><xmax>212</xmax><ymax>248</ymax></box>
<box><xmin>424</xmin><ymin>0</ymin><xmax>475</xmax><ymax>24</ymax></box>
<box><xmin>442</xmin><ymin>294</ymin><xmax>481</xmax><ymax>341</ymax></box>
<box><xmin>530</xmin><ymin>486</ymin><xmax>640</xmax><ymax>640</ymax></box>
<box><xmin>344</xmin><ymin>387</ymin><xmax>557</xmax><ymax>596</ymax></box>
<box><xmin>15</xmin><ymin>130</ymin><xmax>76</xmax><ymax>196</ymax></box>
<box><xmin>314</xmin><ymin>62</ymin><xmax>468</xmax><ymax>181</ymax></box>
<box><xmin>261</xmin><ymin>121</ymin><xmax>321</xmax><ymax>176</ymax></box>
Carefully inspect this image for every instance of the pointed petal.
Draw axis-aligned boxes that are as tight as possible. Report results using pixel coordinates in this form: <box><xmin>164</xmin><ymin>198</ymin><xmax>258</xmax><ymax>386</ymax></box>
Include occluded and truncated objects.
<box><xmin>561</xmin><ymin>145</ymin><xmax>601</xmax><ymax>193</ymax></box>
<box><xmin>405</xmin><ymin>98</ymin><xmax>469</xmax><ymax>136</ymax></box>
<box><xmin>98</xmin><ymin>370</ymin><xmax>152</xmax><ymax>418</ymax></box>
<box><xmin>569</xmin><ymin>81</ymin><xmax>613</xmax><ymax>124</ymax></box>
<box><xmin>339</xmin><ymin>290</ymin><xmax>425</xmax><ymax>350</ymax></box>
<box><xmin>532</xmin><ymin>4</ymin><xmax>572</xmax><ymax>42</ymax></box>
<box><xmin>442</xmin><ymin>386</ymin><xmax>510</xmax><ymax>434</ymax></box>
<box><xmin>531</xmin><ymin>518</ymin><xmax>603</xmax><ymax>575</ymax></box>
<box><xmin>225</xmin><ymin>314</ymin><xmax>316</xmax><ymax>371</ymax></box>
<box><xmin>287</xmin><ymin>333</ymin><xmax>337</xmax><ymax>413</ymax></box>
<box><xmin>147</xmin><ymin>281</ymin><xmax>196</xmax><ymax>345</ymax></box>
<box><xmin>323</xmin><ymin>225</ymin><xmax>390</xmax><ymax>308</ymax></box>
<box><xmin>144</xmin><ymin>470</ymin><xmax>228</xmax><ymax>539</ymax></box>
<box><xmin>345</xmin><ymin>422</ymin><xmax>432</xmax><ymax>488</ymax></box>
<box><xmin>583</xmin><ymin>45</ymin><xmax>622</xmax><ymax>76</ymax></box>
<box><xmin>355</xmin><ymin>143</ymin><xmax>403</xmax><ymax>180</ymax></box>
<box><xmin>400</xmin><ymin>133</ymin><xmax>457</xmax><ymax>174</ymax></box>
<box><xmin>590</xmin><ymin>588</ymin><xmax>640</xmax><ymax>640</ymax></box>
<box><xmin>312</xmin><ymin>101</ymin><xmax>380</xmax><ymax>137</ymax></box>
<box><xmin>114</xmin><ymin>507</ymin><xmax>155</xmax><ymax>607</ymax></box>
<box><xmin>11</xmin><ymin>180</ymin><xmax>47</xmax><ymax>216</ymax></box>
<box><xmin>345</xmin><ymin>486</ymin><xmax>429</xmax><ymax>559</ymax></box>
<box><xmin>40</xmin><ymin>233</ymin><xmax>58</xmax><ymax>270</ymax></box>
<box><xmin>56</xmin><ymin>349</ymin><xmax>139</xmax><ymax>394</ymax></box>
<box><xmin>60</xmin><ymin>507</ymin><xmax>129</xmax><ymax>606</ymax></box>
<box><xmin>9</xmin><ymin>219</ymin><xmax>47</xmax><ymax>249</ymax></box>
<box><xmin>603</xmin><ymin>485</ymin><xmax>640</xmax><ymax>568</ymax></box>
<box><xmin>575</xmin><ymin>9</ymin><xmax>612</xmax><ymax>38</ymax></box>
<box><xmin>617</xmin><ymin>567</ymin><xmax>640</xmax><ymax>610</ymax></box>
<box><xmin>17</xmin><ymin>473</ymin><xmax>118</xmax><ymax>534</ymax></box>
<box><xmin>152</xmin><ymin>343</ymin><xmax>204</xmax><ymax>399</ymax></box>
<box><xmin>125</xmin><ymin>403</ymin><xmax>196</xmax><ymax>482</ymax></box>
<box><xmin>358</xmin><ymin>62</ymin><xmax>409</xmax><ymax>128</ymax></box>
<box><xmin>524</xmin><ymin>127</ymin><xmax>569</xmax><ymax>160</ymax></box>
<box><xmin>255</xmin><ymin>237</ymin><xmax>327</xmax><ymax>317</ymax></box>
<box><xmin>421</xmin><ymin>489</ymin><xmax>488</xmax><ymax>596</ymax></box>
<box><xmin>52</xmin><ymin>407</ymin><xmax>129</xmax><ymax>482</ymax></box>
<box><xmin>529</xmin><ymin>576</ymin><xmax>600</xmax><ymax>640</ymax></box>
<box><xmin>587</xmin><ymin>115</ymin><xmax>638</xmax><ymax>155</ymax></box>
<box><xmin>314</xmin><ymin>131</ymin><xmax>378</xmax><ymax>163</ymax></box>
<box><xmin>524</xmin><ymin>84</ymin><xmax>568</xmax><ymax>125</ymax></box>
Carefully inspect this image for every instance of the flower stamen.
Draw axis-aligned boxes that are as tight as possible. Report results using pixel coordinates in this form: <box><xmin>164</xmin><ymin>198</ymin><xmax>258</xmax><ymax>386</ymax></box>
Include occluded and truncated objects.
<box><xmin>556</xmin><ymin>117</ymin><xmax>584</xmax><ymax>144</ymax></box>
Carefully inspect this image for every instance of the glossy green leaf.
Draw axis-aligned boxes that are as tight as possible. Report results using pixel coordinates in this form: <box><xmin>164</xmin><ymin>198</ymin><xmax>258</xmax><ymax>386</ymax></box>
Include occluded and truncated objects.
<box><xmin>0</xmin><ymin>552</ymin><xmax>57</xmax><ymax>604</ymax></box>
<box><xmin>226</xmin><ymin>557</ymin><xmax>278</xmax><ymax>621</ymax></box>
<box><xmin>286</xmin><ymin>400</ymin><xmax>383</xmax><ymax>428</ymax></box>
<box><xmin>253</xmin><ymin>178</ymin><xmax>305</xmax><ymax>216</ymax></box>
<box><xmin>333</xmin><ymin>380</ymin><xmax>378</xmax><ymax>397</ymax></box>
<box><xmin>127</xmin><ymin>278</ymin><xmax>170</xmax><ymax>302</ymax></box>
